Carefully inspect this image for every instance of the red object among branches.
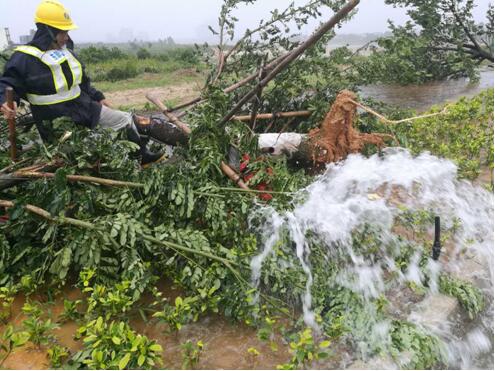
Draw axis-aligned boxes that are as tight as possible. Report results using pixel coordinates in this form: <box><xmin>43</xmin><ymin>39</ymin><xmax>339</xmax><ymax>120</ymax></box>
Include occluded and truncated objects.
<box><xmin>240</xmin><ymin>154</ymin><xmax>273</xmax><ymax>201</ymax></box>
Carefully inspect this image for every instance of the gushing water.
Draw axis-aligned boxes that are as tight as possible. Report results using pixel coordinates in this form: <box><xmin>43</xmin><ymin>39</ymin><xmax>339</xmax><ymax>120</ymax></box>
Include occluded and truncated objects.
<box><xmin>250</xmin><ymin>148</ymin><xmax>493</xmax><ymax>369</ymax></box>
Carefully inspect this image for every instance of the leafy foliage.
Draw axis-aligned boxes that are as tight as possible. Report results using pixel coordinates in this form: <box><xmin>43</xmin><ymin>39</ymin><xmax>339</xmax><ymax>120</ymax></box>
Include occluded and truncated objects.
<box><xmin>0</xmin><ymin>1</ymin><xmax>492</xmax><ymax>369</ymax></box>
<box><xmin>71</xmin><ymin>317</ymin><xmax>163</xmax><ymax>369</ymax></box>
<box><xmin>181</xmin><ymin>340</ymin><xmax>204</xmax><ymax>369</ymax></box>
<box><xmin>47</xmin><ymin>345</ymin><xmax>70</xmax><ymax>369</ymax></box>
<box><xmin>0</xmin><ymin>325</ymin><xmax>30</xmax><ymax>368</ymax></box>
<box><xmin>439</xmin><ymin>274</ymin><xmax>485</xmax><ymax>319</ymax></box>
<box><xmin>277</xmin><ymin>328</ymin><xmax>331</xmax><ymax>369</ymax></box>
<box><xmin>390</xmin><ymin>320</ymin><xmax>444</xmax><ymax>369</ymax></box>
<box><xmin>359</xmin><ymin>0</ymin><xmax>493</xmax><ymax>83</ymax></box>
<box><xmin>393</xmin><ymin>89</ymin><xmax>493</xmax><ymax>180</ymax></box>
<box><xmin>21</xmin><ymin>302</ymin><xmax>59</xmax><ymax>347</ymax></box>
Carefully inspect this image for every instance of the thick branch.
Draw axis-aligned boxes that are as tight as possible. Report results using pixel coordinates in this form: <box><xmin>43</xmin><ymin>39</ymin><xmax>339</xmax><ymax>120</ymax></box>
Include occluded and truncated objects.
<box><xmin>448</xmin><ymin>0</ymin><xmax>492</xmax><ymax>62</ymax></box>
<box><xmin>168</xmin><ymin>53</ymin><xmax>288</xmax><ymax>113</ymax></box>
<box><xmin>218</xmin><ymin>0</ymin><xmax>360</xmax><ymax>126</ymax></box>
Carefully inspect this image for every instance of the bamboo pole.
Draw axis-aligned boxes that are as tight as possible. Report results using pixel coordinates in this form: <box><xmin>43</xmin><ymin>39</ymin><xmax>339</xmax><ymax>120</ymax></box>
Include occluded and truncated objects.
<box><xmin>232</xmin><ymin>110</ymin><xmax>312</xmax><ymax>122</ymax></box>
<box><xmin>220</xmin><ymin>161</ymin><xmax>250</xmax><ymax>190</ymax></box>
<box><xmin>218</xmin><ymin>0</ymin><xmax>360</xmax><ymax>126</ymax></box>
<box><xmin>12</xmin><ymin>171</ymin><xmax>145</xmax><ymax>188</ymax></box>
<box><xmin>216</xmin><ymin>187</ymin><xmax>294</xmax><ymax>195</ymax></box>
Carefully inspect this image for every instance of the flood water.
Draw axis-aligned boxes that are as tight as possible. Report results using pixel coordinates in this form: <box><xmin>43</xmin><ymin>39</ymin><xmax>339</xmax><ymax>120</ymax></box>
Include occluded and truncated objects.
<box><xmin>1</xmin><ymin>282</ymin><xmax>291</xmax><ymax>370</ymax></box>
<box><xmin>360</xmin><ymin>69</ymin><xmax>494</xmax><ymax>111</ymax></box>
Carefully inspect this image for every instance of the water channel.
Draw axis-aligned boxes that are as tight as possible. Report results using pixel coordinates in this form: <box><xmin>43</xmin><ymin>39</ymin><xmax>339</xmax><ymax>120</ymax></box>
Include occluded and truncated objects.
<box><xmin>360</xmin><ymin>69</ymin><xmax>493</xmax><ymax>112</ymax></box>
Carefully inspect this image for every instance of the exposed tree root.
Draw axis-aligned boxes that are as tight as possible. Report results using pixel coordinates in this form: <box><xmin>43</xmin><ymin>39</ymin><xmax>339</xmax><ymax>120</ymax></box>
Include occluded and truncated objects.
<box><xmin>306</xmin><ymin>90</ymin><xmax>394</xmax><ymax>166</ymax></box>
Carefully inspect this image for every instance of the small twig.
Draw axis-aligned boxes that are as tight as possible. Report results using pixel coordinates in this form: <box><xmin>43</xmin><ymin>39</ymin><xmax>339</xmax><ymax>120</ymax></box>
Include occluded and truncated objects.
<box><xmin>0</xmin><ymin>200</ymin><xmax>95</xmax><ymax>229</ymax></box>
<box><xmin>0</xmin><ymin>158</ymin><xmax>30</xmax><ymax>173</ymax></box>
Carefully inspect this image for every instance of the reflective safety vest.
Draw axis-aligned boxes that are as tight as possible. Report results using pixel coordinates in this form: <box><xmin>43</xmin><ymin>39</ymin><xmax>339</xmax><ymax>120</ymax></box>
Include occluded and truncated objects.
<box><xmin>14</xmin><ymin>45</ymin><xmax>83</xmax><ymax>106</ymax></box>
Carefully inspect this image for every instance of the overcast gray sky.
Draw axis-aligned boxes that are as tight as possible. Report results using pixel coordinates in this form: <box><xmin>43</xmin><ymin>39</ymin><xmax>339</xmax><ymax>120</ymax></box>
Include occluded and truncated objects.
<box><xmin>1</xmin><ymin>0</ymin><xmax>492</xmax><ymax>44</ymax></box>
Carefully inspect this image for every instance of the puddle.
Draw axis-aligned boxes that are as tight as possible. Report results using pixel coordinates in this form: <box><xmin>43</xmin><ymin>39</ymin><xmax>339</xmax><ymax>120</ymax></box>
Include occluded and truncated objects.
<box><xmin>1</xmin><ymin>282</ymin><xmax>291</xmax><ymax>370</ymax></box>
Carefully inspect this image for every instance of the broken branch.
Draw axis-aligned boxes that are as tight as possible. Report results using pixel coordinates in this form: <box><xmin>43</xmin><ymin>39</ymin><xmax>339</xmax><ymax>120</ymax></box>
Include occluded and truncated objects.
<box><xmin>218</xmin><ymin>0</ymin><xmax>360</xmax><ymax>126</ymax></box>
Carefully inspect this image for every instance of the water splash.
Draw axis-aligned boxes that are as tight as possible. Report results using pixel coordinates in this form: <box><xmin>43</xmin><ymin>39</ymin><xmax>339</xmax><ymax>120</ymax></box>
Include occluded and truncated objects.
<box><xmin>249</xmin><ymin>148</ymin><xmax>493</xmax><ymax>368</ymax></box>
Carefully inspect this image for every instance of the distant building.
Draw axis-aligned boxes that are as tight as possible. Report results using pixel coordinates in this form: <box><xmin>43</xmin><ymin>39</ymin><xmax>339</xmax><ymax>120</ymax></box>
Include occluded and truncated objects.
<box><xmin>0</xmin><ymin>27</ymin><xmax>13</xmax><ymax>51</ymax></box>
<box><xmin>19</xmin><ymin>29</ymin><xmax>36</xmax><ymax>44</ymax></box>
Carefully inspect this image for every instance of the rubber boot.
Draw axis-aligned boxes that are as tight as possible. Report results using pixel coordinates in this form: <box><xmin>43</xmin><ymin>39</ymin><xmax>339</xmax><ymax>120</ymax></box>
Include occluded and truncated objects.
<box><xmin>126</xmin><ymin>124</ymin><xmax>165</xmax><ymax>166</ymax></box>
<box><xmin>133</xmin><ymin>114</ymin><xmax>188</xmax><ymax>146</ymax></box>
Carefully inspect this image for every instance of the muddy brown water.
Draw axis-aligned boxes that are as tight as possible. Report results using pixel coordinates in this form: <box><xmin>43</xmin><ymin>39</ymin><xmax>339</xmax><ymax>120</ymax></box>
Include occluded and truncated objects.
<box><xmin>360</xmin><ymin>69</ymin><xmax>494</xmax><ymax>112</ymax></box>
<box><xmin>0</xmin><ymin>282</ymin><xmax>291</xmax><ymax>370</ymax></box>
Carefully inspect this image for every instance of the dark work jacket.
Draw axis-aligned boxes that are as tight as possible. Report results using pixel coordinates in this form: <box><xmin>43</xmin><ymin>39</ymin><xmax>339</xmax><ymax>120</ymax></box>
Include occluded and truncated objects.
<box><xmin>0</xmin><ymin>24</ymin><xmax>104</xmax><ymax>129</ymax></box>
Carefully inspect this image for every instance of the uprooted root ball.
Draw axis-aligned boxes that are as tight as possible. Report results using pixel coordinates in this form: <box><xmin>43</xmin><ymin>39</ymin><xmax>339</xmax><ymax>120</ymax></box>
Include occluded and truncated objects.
<box><xmin>306</xmin><ymin>90</ymin><xmax>394</xmax><ymax>166</ymax></box>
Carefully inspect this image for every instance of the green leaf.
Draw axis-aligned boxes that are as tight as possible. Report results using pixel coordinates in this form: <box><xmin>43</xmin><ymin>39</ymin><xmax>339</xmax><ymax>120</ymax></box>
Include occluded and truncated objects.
<box><xmin>118</xmin><ymin>353</ymin><xmax>131</xmax><ymax>370</ymax></box>
<box><xmin>112</xmin><ymin>336</ymin><xmax>121</xmax><ymax>345</ymax></box>
<box><xmin>149</xmin><ymin>343</ymin><xmax>163</xmax><ymax>352</ymax></box>
<box><xmin>175</xmin><ymin>296</ymin><xmax>183</xmax><ymax>307</ymax></box>
<box><xmin>11</xmin><ymin>331</ymin><xmax>30</xmax><ymax>347</ymax></box>
<box><xmin>319</xmin><ymin>340</ymin><xmax>331</xmax><ymax>348</ymax></box>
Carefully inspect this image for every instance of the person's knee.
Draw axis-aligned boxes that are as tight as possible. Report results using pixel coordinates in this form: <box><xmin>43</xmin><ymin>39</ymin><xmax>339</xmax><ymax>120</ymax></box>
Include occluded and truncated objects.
<box><xmin>99</xmin><ymin>107</ymin><xmax>133</xmax><ymax>131</ymax></box>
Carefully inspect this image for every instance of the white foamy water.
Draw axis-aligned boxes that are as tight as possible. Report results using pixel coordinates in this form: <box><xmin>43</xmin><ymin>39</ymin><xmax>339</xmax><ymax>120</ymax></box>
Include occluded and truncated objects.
<box><xmin>249</xmin><ymin>148</ymin><xmax>493</xmax><ymax>368</ymax></box>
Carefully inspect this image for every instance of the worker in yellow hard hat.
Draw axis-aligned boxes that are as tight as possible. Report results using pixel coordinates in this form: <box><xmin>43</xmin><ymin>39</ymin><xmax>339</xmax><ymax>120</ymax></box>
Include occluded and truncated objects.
<box><xmin>0</xmin><ymin>1</ymin><xmax>186</xmax><ymax>165</ymax></box>
<box><xmin>34</xmin><ymin>0</ymin><xmax>78</xmax><ymax>30</ymax></box>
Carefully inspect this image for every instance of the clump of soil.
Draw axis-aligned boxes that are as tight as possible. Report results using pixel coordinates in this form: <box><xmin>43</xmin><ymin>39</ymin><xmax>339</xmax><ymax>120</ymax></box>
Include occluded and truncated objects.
<box><xmin>306</xmin><ymin>90</ymin><xmax>393</xmax><ymax>166</ymax></box>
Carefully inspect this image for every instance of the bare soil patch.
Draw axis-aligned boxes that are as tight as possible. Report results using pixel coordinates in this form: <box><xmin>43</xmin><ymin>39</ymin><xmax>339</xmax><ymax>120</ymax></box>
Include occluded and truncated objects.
<box><xmin>106</xmin><ymin>82</ymin><xmax>201</xmax><ymax>108</ymax></box>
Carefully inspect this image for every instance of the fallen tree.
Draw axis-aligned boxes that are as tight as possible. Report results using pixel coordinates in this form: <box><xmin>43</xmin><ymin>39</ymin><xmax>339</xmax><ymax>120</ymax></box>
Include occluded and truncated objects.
<box><xmin>0</xmin><ymin>0</ymin><xmax>493</xmax><ymax>369</ymax></box>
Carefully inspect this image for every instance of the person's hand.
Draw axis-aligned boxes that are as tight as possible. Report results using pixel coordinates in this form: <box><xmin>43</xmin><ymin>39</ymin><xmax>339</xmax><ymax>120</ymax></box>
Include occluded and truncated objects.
<box><xmin>1</xmin><ymin>101</ymin><xmax>17</xmax><ymax>120</ymax></box>
<box><xmin>99</xmin><ymin>99</ymin><xmax>112</xmax><ymax>108</ymax></box>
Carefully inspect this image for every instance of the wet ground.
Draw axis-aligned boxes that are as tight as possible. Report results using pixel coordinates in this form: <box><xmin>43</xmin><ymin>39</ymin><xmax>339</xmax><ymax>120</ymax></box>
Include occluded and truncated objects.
<box><xmin>0</xmin><ymin>281</ymin><xmax>291</xmax><ymax>370</ymax></box>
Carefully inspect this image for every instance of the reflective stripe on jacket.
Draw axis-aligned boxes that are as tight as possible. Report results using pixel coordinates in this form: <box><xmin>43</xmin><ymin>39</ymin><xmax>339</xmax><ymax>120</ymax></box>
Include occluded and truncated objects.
<box><xmin>14</xmin><ymin>45</ymin><xmax>82</xmax><ymax>106</ymax></box>
<box><xmin>0</xmin><ymin>44</ymin><xmax>104</xmax><ymax>129</ymax></box>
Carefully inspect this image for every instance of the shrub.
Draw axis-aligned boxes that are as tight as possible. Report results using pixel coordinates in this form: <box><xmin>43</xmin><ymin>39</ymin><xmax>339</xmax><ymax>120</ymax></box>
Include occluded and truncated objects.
<box><xmin>71</xmin><ymin>317</ymin><xmax>163</xmax><ymax>370</ymax></box>
<box><xmin>157</xmin><ymin>47</ymin><xmax>200</xmax><ymax>66</ymax></box>
<box><xmin>105</xmin><ymin>60</ymin><xmax>139</xmax><ymax>81</ymax></box>
<box><xmin>136</xmin><ymin>48</ymin><xmax>152</xmax><ymax>60</ymax></box>
<box><xmin>77</xmin><ymin>46</ymin><xmax>127</xmax><ymax>64</ymax></box>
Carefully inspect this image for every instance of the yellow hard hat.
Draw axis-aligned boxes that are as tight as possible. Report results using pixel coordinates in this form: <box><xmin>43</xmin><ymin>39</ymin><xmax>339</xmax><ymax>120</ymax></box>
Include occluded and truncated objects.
<box><xmin>34</xmin><ymin>0</ymin><xmax>78</xmax><ymax>31</ymax></box>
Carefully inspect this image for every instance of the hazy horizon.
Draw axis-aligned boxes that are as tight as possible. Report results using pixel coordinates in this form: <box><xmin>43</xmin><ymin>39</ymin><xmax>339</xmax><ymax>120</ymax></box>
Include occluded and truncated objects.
<box><xmin>1</xmin><ymin>0</ymin><xmax>492</xmax><ymax>45</ymax></box>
